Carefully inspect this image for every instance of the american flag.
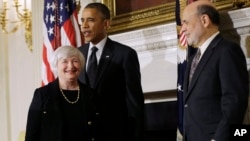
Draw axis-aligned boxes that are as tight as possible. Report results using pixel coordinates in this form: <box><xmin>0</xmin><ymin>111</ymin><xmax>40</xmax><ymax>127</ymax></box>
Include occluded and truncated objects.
<box><xmin>42</xmin><ymin>0</ymin><xmax>82</xmax><ymax>85</ymax></box>
<box><xmin>176</xmin><ymin>0</ymin><xmax>188</xmax><ymax>135</ymax></box>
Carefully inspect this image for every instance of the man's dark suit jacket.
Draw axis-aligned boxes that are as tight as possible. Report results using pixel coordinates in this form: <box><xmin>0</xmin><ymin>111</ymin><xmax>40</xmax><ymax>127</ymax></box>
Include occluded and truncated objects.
<box><xmin>25</xmin><ymin>79</ymin><xmax>89</xmax><ymax>141</ymax></box>
<box><xmin>183</xmin><ymin>34</ymin><xmax>249</xmax><ymax>141</ymax></box>
<box><xmin>78</xmin><ymin>38</ymin><xmax>145</xmax><ymax>141</ymax></box>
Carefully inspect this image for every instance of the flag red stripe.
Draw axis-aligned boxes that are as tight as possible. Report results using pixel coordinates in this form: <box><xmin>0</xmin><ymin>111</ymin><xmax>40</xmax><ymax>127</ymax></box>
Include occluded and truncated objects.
<box><xmin>42</xmin><ymin>44</ymin><xmax>55</xmax><ymax>83</ymax></box>
<box><xmin>63</xmin><ymin>20</ymin><xmax>76</xmax><ymax>46</ymax></box>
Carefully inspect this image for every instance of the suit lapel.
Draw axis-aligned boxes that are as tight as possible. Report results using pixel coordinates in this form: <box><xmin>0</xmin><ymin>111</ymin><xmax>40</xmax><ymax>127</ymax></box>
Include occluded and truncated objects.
<box><xmin>79</xmin><ymin>41</ymin><xmax>113</xmax><ymax>88</ymax></box>
<box><xmin>185</xmin><ymin>34</ymin><xmax>222</xmax><ymax>100</ymax></box>
<box><xmin>48</xmin><ymin>79</ymin><xmax>62</xmax><ymax>109</ymax></box>
<box><xmin>183</xmin><ymin>54</ymin><xmax>192</xmax><ymax>96</ymax></box>
<box><xmin>95</xmin><ymin>38</ymin><xmax>113</xmax><ymax>86</ymax></box>
<box><xmin>79</xmin><ymin>45</ymin><xmax>89</xmax><ymax>84</ymax></box>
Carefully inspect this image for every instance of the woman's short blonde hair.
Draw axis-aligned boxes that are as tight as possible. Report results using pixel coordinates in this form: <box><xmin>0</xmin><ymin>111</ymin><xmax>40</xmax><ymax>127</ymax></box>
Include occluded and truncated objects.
<box><xmin>51</xmin><ymin>45</ymin><xmax>85</xmax><ymax>75</ymax></box>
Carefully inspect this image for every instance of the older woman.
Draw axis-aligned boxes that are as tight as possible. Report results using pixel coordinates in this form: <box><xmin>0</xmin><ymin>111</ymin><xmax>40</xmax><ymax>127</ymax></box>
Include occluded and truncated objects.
<box><xmin>25</xmin><ymin>46</ymin><xmax>90</xmax><ymax>141</ymax></box>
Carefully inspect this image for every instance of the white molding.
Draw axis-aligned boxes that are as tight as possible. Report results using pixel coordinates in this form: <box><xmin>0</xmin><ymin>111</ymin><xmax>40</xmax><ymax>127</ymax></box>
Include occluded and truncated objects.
<box><xmin>110</xmin><ymin>7</ymin><xmax>250</xmax><ymax>97</ymax></box>
<box><xmin>110</xmin><ymin>23</ymin><xmax>178</xmax><ymax>52</ymax></box>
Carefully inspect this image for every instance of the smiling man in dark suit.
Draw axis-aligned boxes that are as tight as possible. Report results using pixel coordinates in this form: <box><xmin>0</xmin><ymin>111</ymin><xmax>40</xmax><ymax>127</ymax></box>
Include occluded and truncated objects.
<box><xmin>181</xmin><ymin>1</ymin><xmax>249</xmax><ymax>141</ymax></box>
<box><xmin>78</xmin><ymin>2</ymin><xmax>144</xmax><ymax>141</ymax></box>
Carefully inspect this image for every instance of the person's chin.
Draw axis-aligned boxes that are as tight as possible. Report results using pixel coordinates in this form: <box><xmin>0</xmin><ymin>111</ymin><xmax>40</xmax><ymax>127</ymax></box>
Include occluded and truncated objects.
<box><xmin>66</xmin><ymin>75</ymin><xmax>77</xmax><ymax>80</ymax></box>
<box><xmin>83</xmin><ymin>37</ymin><xmax>92</xmax><ymax>43</ymax></box>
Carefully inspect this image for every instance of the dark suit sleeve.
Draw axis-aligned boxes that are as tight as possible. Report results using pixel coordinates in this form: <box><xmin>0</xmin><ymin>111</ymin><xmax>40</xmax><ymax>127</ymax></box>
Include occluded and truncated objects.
<box><xmin>213</xmin><ymin>43</ymin><xmax>249</xmax><ymax>140</ymax></box>
<box><xmin>25</xmin><ymin>89</ymin><xmax>43</xmax><ymax>141</ymax></box>
<box><xmin>123</xmin><ymin>49</ymin><xmax>145</xmax><ymax>141</ymax></box>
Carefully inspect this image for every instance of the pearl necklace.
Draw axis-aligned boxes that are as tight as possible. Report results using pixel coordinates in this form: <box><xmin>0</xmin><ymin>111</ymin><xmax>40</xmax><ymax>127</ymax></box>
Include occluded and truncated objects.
<box><xmin>60</xmin><ymin>87</ymin><xmax>80</xmax><ymax>104</ymax></box>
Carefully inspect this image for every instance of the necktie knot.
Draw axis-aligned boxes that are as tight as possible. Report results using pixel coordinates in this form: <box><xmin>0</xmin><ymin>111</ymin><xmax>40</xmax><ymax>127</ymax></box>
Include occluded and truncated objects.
<box><xmin>91</xmin><ymin>46</ymin><xmax>98</xmax><ymax>53</ymax></box>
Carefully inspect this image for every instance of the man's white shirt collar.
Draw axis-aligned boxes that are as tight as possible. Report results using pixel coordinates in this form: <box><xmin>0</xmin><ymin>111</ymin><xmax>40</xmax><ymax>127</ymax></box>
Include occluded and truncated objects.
<box><xmin>199</xmin><ymin>31</ymin><xmax>219</xmax><ymax>60</ymax></box>
<box><xmin>87</xmin><ymin>36</ymin><xmax>108</xmax><ymax>66</ymax></box>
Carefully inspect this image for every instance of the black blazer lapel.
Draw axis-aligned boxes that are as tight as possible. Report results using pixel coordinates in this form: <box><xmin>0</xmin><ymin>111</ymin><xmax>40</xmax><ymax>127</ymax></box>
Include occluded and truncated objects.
<box><xmin>78</xmin><ymin>45</ymin><xmax>90</xmax><ymax>84</ymax></box>
<box><xmin>183</xmin><ymin>54</ymin><xmax>192</xmax><ymax>96</ymax></box>
<box><xmin>47</xmin><ymin>79</ymin><xmax>63</xmax><ymax>114</ymax></box>
<box><xmin>95</xmin><ymin>38</ymin><xmax>113</xmax><ymax>86</ymax></box>
<box><xmin>78</xmin><ymin>40</ymin><xmax>113</xmax><ymax>88</ymax></box>
<box><xmin>43</xmin><ymin>79</ymin><xmax>64</xmax><ymax>140</ymax></box>
<box><xmin>185</xmin><ymin>34</ymin><xmax>223</xmax><ymax>100</ymax></box>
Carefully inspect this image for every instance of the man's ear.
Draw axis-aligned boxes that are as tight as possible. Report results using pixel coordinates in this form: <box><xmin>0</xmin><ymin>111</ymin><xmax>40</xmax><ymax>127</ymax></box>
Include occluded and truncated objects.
<box><xmin>104</xmin><ymin>19</ymin><xmax>111</xmax><ymax>30</ymax></box>
<box><xmin>200</xmin><ymin>14</ymin><xmax>210</xmax><ymax>28</ymax></box>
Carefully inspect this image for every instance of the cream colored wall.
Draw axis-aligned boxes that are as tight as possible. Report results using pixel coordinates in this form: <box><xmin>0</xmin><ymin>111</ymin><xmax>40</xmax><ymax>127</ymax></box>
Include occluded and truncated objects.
<box><xmin>0</xmin><ymin>33</ymin><xmax>10</xmax><ymax>141</ymax></box>
<box><xmin>0</xmin><ymin>1</ymin><xmax>43</xmax><ymax>141</ymax></box>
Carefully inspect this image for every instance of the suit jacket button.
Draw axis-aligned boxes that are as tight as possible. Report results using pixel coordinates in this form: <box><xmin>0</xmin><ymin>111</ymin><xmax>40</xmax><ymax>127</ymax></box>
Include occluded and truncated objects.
<box><xmin>184</xmin><ymin>104</ymin><xmax>188</xmax><ymax>108</ymax></box>
<box><xmin>88</xmin><ymin>121</ymin><xmax>92</xmax><ymax>125</ymax></box>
